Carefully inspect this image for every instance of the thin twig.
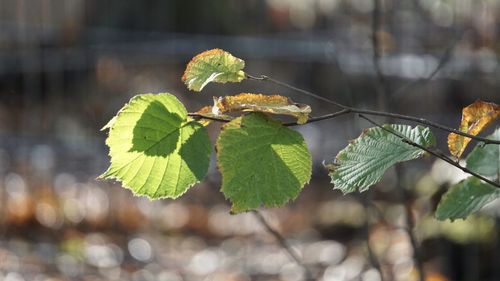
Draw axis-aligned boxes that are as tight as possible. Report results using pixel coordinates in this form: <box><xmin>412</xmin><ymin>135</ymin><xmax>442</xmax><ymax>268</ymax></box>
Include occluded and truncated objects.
<box><xmin>395</xmin><ymin>165</ymin><xmax>426</xmax><ymax>281</ymax></box>
<box><xmin>392</xmin><ymin>41</ymin><xmax>454</xmax><ymax>98</ymax></box>
<box><xmin>361</xmin><ymin>191</ymin><xmax>385</xmax><ymax>280</ymax></box>
<box><xmin>251</xmin><ymin>210</ymin><xmax>314</xmax><ymax>280</ymax></box>
<box><xmin>392</xmin><ymin>31</ymin><xmax>462</xmax><ymax>101</ymax></box>
<box><xmin>358</xmin><ymin>114</ymin><xmax>500</xmax><ymax>188</ymax></box>
<box><xmin>247</xmin><ymin>74</ymin><xmax>347</xmax><ymax>109</ymax></box>
<box><xmin>188</xmin><ymin>113</ymin><xmax>234</xmax><ymax>123</ymax></box>
<box><xmin>283</xmin><ymin>109</ymin><xmax>351</xmax><ymax>126</ymax></box>
<box><xmin>188</xmin><ymin>109</ymin><xmax>351</xmax><ymax>127</ymax></box>
<box><xmin>371</xmin><ymin>0</ymin><xmax>389</xmax><ymax>111</ymax></box>
<box><xmin>246</xmin><ymin>74</ymin><xmax>500</xmax><ymax>145</ymax></box>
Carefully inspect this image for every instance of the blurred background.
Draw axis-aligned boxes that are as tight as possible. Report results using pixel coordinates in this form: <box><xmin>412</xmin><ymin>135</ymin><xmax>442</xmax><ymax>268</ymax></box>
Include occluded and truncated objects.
<box><xmin>0</xmin><ymin>0</ymin><xmax>499</xmax><ymax>280</ymax></box>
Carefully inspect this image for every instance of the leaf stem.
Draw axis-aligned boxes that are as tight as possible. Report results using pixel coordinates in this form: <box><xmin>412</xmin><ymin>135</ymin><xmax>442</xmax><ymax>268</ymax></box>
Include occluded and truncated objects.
<box><xmin>246</xmin><ymin>74</ymin><xmax>500</xmax><ymax>145</ymax></box>
<box><xmin>358</xmin><ymin>114</ymin><xmax>500</xmax><ymax>188</ymax></box>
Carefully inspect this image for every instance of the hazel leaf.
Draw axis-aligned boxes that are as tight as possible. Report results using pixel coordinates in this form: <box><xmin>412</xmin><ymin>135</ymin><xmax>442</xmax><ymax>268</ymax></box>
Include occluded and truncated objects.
<box><xmin>182</xmin><ymin>49</ymin><xmax>246</xmax><ymax>92</ymax></box>
<box><xmin>100</xmin><ymin>93</ymin><xmax>212</xmax><ymax>199</ymax></box>
<box><xmin>448</xmin><ymin>100</ymin><xmax>499</xmax><ymax>158</ymax></box>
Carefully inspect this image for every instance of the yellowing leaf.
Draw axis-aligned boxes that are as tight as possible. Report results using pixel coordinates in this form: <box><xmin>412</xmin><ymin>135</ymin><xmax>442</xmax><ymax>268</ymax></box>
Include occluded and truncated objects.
<box><xmin>182</xmin><ymin>49</ymin><xmax>246</xmax><ymax>92</ymax></box>
<box><xmin>213</xmin><ymin>93</ymin><xmax>311</xmax><ymax>124</ymax></box>
<box><xmin>448</xmin><ymin>100</ymin><xmax>500</xmax><ymax>158</ymax></box>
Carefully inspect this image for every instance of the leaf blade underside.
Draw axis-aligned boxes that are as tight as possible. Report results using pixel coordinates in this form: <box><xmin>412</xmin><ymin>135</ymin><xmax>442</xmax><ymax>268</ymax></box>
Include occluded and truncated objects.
<box><xmin>330</xmin><ymin>124</ymin><xmax>436</xmax><ymax>194</ymax></box>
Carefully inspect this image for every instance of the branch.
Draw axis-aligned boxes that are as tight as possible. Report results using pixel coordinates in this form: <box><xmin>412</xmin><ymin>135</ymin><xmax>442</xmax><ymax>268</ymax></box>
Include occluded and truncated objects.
<box><xmin>188</xmin><ymin>80</ymin><xmax>499</xmax><ymax>188</ymax></box>
<box><xmin>251</xmin><ymin>210</ymin><xmax>314</xmax><ymax>280</ymax></box>
<box><xmin>246</xmin><ymin>74</ymin><xmax>500</xmax><ymax>145</ymax></box>
<box><xmin>358</xmin><ymin>114</ymin><xmax>500</xmax><ymax>188</ymax></box>
<box><xmin>188</xmin><ymin>109</ymin><xmax>351</xmax><ymax>127</ymax></box>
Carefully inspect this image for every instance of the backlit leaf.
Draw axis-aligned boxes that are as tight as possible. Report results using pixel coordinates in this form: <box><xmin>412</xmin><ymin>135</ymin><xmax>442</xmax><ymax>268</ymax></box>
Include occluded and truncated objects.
<box><xmin>447</xmin><ymin>100</ymin><xmax>499</xmax><ymax>158</ymax></box>
<box><xmin>329</xmin><ymin>124</ymin><xmax>436</xmax><ymax>194</ymax></box>
<box><xmin>100</xmin><ymin>93</ymin><xmax>212</xmax><ymax>199</ymax></box>
<box><xmin>216</xmin><ymin>113</ymin><xmax>312</xmax><ymax>213</ymax></box>
<box><xmin>182</xmin><ymin>49</ymin><xmax>246</xmax><ymax>92</ymax></box>
<box><xmin>466</xmin><ymin>128</ymin><xmax>500</xmax><ymax>178</ymax></box>
<box><xmin>213</xmin><ymin>93</ymin><xmax>311</xmax><ymax>124</ymax></box>
<box><xmin>435</xmin><ymin>177</ymin><xmax>500</xmax><ymax>221</ymax></box>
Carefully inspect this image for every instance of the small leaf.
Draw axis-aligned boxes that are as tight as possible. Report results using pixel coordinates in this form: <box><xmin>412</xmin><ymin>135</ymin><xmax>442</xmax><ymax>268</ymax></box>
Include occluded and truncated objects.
<box><xmin>447</xmin><ymin>100</ymin><xmax>500</xmax><ymax>158</ymax></box>
<box><xmin>216</xmin><ymin>113</ymin><xmax>312</xmax><ymax>213</ymax></box>
<box><xmin>436</xmin><ymin>177</ymin><xmax>500</xmax><ymax>221</ymax></box>
<box><xmin>466</xmin><ymin>128</ymin><xmax>500</xmax><ymax>178</ymax></box>
<box><xmin>100</xmin><ymin>93</ymin><xmax>212</xmax><ymax>199</ymax></box>
<box><xmin>329</xmin><ymin>124</ymin><xmax>436</xmax><ymax>194</ymax></box>
<box><xmin>182</xmin><ymin>49</ymin><xmax>246</xmax><ymax>92</ymax></box>
<box><xmin>214</xmin><ymin>93</ymin><xmax>311</xmax><ymax>124</ymax></box>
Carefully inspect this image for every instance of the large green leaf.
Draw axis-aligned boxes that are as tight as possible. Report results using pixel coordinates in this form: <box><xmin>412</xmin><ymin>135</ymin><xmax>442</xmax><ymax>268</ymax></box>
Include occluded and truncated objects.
<box><xmin>466</xmin><ymin>128</ymin><xmax>499</xmax><ymax>178</ymax></box>
<box><xmin>436</xmin><ymin>177</ymin><xmax>500</xmax><ymax>221</ymax></box>
<box><xmin>100</xmin><ymin>93</ymin><xmax>212</xmax><ymax>199</ymax></box>
<box><xmin>182</xmin><ymin>49</ymin><xmax>246</xmax><ymax>92</ymax></box>
<box><xmin>216</xmin><ymin>113</ymin><xmax>312</xmax><ymax>213</ymax></box>
<box><xmin>330</xmin><ymin>124</ymin><xmax>436</xmax><ymax>194</ymax></box>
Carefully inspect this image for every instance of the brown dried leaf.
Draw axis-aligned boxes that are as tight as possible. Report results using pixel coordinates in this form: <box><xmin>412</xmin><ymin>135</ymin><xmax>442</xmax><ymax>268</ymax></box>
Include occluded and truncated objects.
<box><xmin>447</xmin><ymin>100</ymin><xmax>500</xmax><ymax>158</ymax></box>
<box><xmin>213</xmin><ymin>93</ymin><xmax>311</xmax><ymax>124</ymax></box>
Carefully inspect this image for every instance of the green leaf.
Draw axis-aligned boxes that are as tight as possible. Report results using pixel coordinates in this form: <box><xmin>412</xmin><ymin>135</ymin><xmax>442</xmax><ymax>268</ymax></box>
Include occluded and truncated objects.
<box><xmin>182</xmin><ymin>49</ymin><xmax>246</xmax><ymax>92</ymax></box>
<box><xmin>100</xmin><ymin>93</ymin><xmax>212</xmax><ymax>199</ymax></box>
<box><xmin>435</xmin><ymin>177</ymin><xmax>500</xmax><ymax>221</ymax></box>
<box><xmin>216</xmin><ymin>113</ymin><xmax>312</xmax><ymax>213</ymax></box>
<box><xmin>329</xmin><ymin>124</ymin><xmax>436</xmax><ymax>194</ymax></box>
<box><xmin>466</xmin><ymin>128</ymin><xmax>500</xmax><ymax>178</ymax></box>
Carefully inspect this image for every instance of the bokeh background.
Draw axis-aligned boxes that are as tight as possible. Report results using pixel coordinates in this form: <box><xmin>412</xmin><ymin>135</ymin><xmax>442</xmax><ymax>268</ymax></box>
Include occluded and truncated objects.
<box><xmin>0</xmin><ymin>1</ymin><xmax>499</xmax><ymax>280</ymax></box>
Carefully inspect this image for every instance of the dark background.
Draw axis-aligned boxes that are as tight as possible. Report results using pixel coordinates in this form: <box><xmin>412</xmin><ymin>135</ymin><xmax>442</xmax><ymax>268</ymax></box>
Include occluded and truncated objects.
<box><xmin>0</xmin><ymin>1</ymin><xmax>499</xmax><ymax>280</ymax></box>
